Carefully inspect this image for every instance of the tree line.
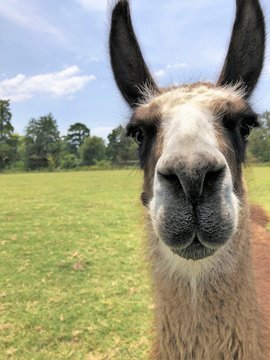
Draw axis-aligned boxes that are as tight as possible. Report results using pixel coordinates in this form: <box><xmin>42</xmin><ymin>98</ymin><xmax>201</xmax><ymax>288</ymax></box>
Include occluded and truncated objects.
<box><xmin>0</xmin><ymin>100</ymin><xmax>138</xmax><ymax>171</ymax></box>
<box><xmin>0</xmin><ymin>100</ymin><xmax>269</xmax><ymax>171</ymax></box>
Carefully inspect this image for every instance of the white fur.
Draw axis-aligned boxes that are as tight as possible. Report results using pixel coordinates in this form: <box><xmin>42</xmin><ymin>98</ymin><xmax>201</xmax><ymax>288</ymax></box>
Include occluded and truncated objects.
<box><xmin>142</xmin><ymin>83</ymin><xmax>246</xmax><ymax>110</ymax></box>
<box><xmin>161</xmin><ymin>104</ymin><xmax>221</xmax><ymax>163</ymax></box>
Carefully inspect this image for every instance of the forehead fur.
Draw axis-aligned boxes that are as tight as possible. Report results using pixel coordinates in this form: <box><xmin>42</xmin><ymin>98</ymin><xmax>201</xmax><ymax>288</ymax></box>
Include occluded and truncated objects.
<box><xmin>142</xmin><ymin>82</ymin><xmax>247</xmax><ymax>116</ymax></box>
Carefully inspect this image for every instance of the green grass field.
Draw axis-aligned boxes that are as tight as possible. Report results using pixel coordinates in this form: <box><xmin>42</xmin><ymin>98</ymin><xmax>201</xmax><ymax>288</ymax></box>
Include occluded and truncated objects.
<box><xmin>0</xmin><ymin>167</ymin><xmax>269</xmax><ymax>360</ymax></box>
<box><xmin>246</xmin><ymin>166</ymin><xmax>270</xmax><ymax>215</ymax></box>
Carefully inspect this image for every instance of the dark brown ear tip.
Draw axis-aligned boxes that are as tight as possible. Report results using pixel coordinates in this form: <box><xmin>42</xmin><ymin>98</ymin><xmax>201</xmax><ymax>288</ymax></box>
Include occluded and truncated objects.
<box><xmin>217</xmin><ymin>0</ymin><xmax>265</xmax><ymax>97</ymax></box>
<box><xmin>111</xmin><ymin>1</ymin><xmax>131</xmax><ymax>32</ymax></box>
<box><xmin>236</xmin><ymin>0</ymin><xmax>265</xmax><ymax>26</ymax></box>
<box><xmin>112</xmin><ymin>0</ymin><xmax>130</xmax><ymax>18</ymax></box>
<box><xmin>109</xmin><ymin>0</ymin><xmax>157</xmax><ymax>107</ymax></box>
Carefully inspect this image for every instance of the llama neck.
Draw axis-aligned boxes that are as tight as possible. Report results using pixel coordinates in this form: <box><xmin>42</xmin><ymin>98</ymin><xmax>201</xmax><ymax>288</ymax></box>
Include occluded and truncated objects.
<box><xmin>148</xmin><ymin>217</ymin><xmax>265</xmax><ymax>360</ymax></box>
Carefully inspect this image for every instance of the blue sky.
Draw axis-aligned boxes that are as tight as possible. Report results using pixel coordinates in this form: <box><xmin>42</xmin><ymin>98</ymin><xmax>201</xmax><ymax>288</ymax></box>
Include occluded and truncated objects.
<box><xmin>0</xmin><ymin>0</ymin><xmax>269</xmax><ymax>140</ymax></box>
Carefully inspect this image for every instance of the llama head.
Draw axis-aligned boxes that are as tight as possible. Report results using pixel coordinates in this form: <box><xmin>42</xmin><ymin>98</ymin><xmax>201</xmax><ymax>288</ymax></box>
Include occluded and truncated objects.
<box><xmin>110</xmin><ymin>1</ymin><xmax>265</xmax><ymax>268</ymax></box>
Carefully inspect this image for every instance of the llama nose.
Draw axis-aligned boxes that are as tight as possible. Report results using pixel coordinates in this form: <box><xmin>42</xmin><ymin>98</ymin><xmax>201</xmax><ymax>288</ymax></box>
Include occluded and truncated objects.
<box><xmin>158</xmin><ymin>163</ymin><xmax>226</xmax><ymax>205</ymax></box>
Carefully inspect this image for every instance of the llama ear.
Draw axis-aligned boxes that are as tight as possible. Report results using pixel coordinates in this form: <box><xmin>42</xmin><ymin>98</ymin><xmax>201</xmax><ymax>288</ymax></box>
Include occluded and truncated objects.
<box><xmin>218</xmin><ymin>0</ymin><xmax>265</xmax><ymax>97</ymax></box>
<box><xmin>109</xmin><ymin>0</ymin><xmax>158</xmax><ymax>108</ymax></box>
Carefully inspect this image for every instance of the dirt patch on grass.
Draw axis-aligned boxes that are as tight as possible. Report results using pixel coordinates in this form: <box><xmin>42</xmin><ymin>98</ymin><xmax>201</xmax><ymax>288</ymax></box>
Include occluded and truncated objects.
<box><xmin>250</xmin><ymin>204</ymin><xmax>270</xmax><ymax>336</ymax></box>
<box><xmin>250</xmin><ymin>204</ymin><xmax>270</xmax><ymax>229</ymax></box>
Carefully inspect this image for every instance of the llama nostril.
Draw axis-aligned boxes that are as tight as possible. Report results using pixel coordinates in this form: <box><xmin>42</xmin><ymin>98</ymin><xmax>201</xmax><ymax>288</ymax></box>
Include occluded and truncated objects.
<box><xmin>158</xmin><ymin>172</ymin><xmax>180</xmax><ymax>186</ymax></box>
<box><xmin>203</xmin><ymin>166</ymin><xmax>226</xmax><ymax>191</ymax></box>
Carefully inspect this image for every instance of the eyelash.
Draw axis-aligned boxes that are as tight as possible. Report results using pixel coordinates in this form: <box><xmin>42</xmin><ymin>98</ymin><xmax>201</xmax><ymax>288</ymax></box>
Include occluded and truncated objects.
<box><xmin>239</xmin><ymin>123</ymin><xmax>253</xmax><ymax>140</ymax></box>
<box><xmin>130</xmin><ymin>128</ymin><xmax>144</xmax><ymax>146</ymax></box>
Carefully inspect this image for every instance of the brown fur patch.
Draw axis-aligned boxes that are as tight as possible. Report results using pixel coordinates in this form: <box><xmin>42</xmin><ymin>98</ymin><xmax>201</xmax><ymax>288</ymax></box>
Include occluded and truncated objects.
<box><xmin>131</xmin><ymin>103</ymin><xmax>161</xmax><ymax>127</ymax></box>
<box><xmin>215</xmin><ymin>122</ymin><xmax>244</xmax><ymax>196</ymax></box>
<box><xmin>142</xmin><ymin>129</ymin><xmax>164</xmax><ymax>203</ymax></box>
<box><xmin>210</xmin><ymin>98</ymin><xmax>247</xmax><ymax>116</ymax></box>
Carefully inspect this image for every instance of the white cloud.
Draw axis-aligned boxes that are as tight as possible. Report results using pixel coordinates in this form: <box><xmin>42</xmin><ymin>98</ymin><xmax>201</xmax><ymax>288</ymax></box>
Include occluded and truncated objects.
<box><xmin>154</xmin><ymin>63</ymin><xmax>188</xmax><ymax>78</ymax></box>
<box><xmin>91</xmin><ymin>127</ymin><xmax>114</xmax><ymax>141</ymax></box>
<box><xmin>0</xmin><ymin>0</ymin><xmax>62</xmax><ymax>38</ymax></box>
<box><xmin>76</xmin><ymin>0</ymin><xmax>107</xmax><ymax>11</ymax></box>
<box><xmin>0</xmin><ymin>0</ymin><xmax>79</xmax><ymax>52</ymax></box>
<box><xmin>89</xmin><ymin>56</ymin><xmax>100</xmax><ymax>62</ymax></box>
<box><xmin>0</xmin><ymin>66</ymin><xmax>96</xmax><ymax>103</ymax></box>
<box><xmin>166</xmin><ymin>63</ymin><xmax>188</xmax><ymax>70</ymax></box>
<box><xmin>154</xmin><ymin>70</ymin><xmax>166</xmax><ymax>78</ymax></box>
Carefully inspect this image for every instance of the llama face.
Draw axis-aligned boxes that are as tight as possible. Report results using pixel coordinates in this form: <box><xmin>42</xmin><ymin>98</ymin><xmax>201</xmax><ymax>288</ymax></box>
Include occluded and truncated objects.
<box><xmin>127</xmin><ymin>83</ymin><xmax>259</xmax><ymax>261</ymax></box>
<box><xmin>109</xmin><ymin>0</ymin><xmax>265</xmax><ymax>266</ymax></box>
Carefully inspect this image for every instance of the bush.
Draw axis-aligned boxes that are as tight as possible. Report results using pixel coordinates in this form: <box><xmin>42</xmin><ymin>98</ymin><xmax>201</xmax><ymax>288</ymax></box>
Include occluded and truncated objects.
<box><xmin>89</xmin><ymin>160</ymin><xmax>112</xmax><ymax>170</ymax></box>
<box><xmin>60</xmin><ymin>154</ymin><xmax>79</xmax><ymax>169</ymax></box>
<box><xmin>6</xmin><ymin>160</ymin><xmax>25</xmax><ymax>172</ymax></box>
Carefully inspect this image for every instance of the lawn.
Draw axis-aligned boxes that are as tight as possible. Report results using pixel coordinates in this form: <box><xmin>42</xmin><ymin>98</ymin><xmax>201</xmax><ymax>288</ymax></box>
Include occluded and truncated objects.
<box><xmin>0</xmin><ymin>167</ymin><xmax>269</xmax><ymax>360</ymax></box>
<box><xmin>246</xmin><ymin>165</ymin><xmax>270</xmax><ymax>215</ymax></box>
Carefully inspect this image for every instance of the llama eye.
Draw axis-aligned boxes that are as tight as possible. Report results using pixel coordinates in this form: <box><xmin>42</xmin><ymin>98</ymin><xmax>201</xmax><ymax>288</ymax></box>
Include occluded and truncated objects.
<box><xmin>132</xmin><ymin>129</ymin><xmax>144</xmax><ymax>146</ymax></box>
<box><xmin>240</xmin><ymin>124</ymin><xmax>252</xmax><ymax>139</ymax></box>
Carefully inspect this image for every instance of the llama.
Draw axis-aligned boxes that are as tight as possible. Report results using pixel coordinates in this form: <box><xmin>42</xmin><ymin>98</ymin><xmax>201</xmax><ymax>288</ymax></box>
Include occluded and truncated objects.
<box><xmin>109</xmin><ymin>0</ymin><xmax>269</xmax><ymax>359</ymax></box>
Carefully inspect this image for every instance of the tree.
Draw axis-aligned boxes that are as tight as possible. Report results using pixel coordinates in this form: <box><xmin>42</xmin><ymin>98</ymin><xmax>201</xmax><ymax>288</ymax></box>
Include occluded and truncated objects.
<box><xmin>8</xmin><ymin>134</ymin><xmax>26</xmax><ymax>170</ymax></box>
<box><xmin>107</xmin><ymin>125</ymin><xmax>137</xmax><ymax>164</ymax></box>
<box><xmin>25</xmin><ymin>114</ymin><xmax>61</xmax><ymax>169</ymax></box>
<box><xmin>80</xmin><ymin>136</ymin><xmax>106</xmax><ymax>165</ymax></box>
<box><xmin>248</xmin><ymin>111</ymin><xmax>270</xmax><ymax>162</ymax></box>
<box><xmin>65</xmin><ymin>122</ymin><xmax>90</xmax><ymax>155</ymax></box>
<box><xmin>0</xmin><ymin>100</ymin><xmax>14</xmax><ymax>170</ymax></box>
<box><xmin>0</xmin><ymin>143</ymin><xmax>13</xmax><ymax>171</ymax></box>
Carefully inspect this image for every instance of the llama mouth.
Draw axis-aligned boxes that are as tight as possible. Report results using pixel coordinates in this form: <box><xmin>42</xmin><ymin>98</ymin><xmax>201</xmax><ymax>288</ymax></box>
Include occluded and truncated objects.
<box><xmin>172</xmin><ymin>236</ymin><xmax>216</xmax><ymax>261</ymax></box>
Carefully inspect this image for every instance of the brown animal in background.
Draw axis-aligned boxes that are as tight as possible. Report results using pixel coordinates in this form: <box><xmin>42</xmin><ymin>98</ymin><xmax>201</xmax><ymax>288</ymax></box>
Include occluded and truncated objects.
<box><xmin>109</xmin><ymin>0</ymin><xmax>269</xmax><ymax>358</ymax></box>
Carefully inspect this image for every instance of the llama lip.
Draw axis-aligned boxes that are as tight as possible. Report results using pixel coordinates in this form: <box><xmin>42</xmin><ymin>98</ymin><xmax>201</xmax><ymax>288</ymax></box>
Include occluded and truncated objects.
<box><xmin>173</xmin><ymin>236</ymin><xmax>216</xmax><ymax>260</ymax></box>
